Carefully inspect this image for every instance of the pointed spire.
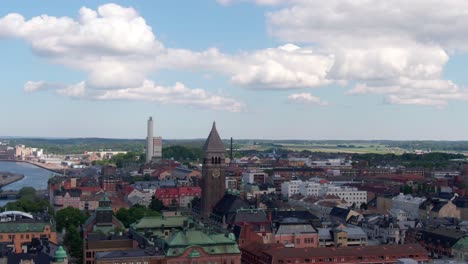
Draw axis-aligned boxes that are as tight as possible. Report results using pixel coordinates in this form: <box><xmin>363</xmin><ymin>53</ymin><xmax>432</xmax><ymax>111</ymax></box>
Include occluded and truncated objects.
<box><xmin>203</xmin><ymin>121</ymin><xmax>225</xmax><ymax>153</ymax></box>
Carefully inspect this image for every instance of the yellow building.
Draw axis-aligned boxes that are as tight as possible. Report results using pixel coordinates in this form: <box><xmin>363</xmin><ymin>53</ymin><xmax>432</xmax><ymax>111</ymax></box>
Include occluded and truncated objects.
<box><xmin>0</xmin><ymin>211</ymin><xmax>57</xmax><ymax>253</ymax></box>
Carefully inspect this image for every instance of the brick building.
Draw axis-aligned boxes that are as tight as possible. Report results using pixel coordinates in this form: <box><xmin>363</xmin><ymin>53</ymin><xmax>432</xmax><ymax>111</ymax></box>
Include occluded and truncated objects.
<box><xmin>163</xmin><ymin>229</ymin><xmax>241</xmax><ymax>264</ymax></box>
<box><xmin>241</xmin><ymin>243</ymin><xmax>429</xmax><ymax>264</ymax></box>
<box><xmin>155</xmin><ymin>186</ymin><xmax>201</xmax><ymax>208</ymax></box>
<box><xmin>99</xmin><ymin>176</ymin><xmax>121</xmax><ymax>193</ymax></box>
<box><xmin>83</xmin><ymin>195</ymin><xmax>127</xmax><ymax>264</ymax></box>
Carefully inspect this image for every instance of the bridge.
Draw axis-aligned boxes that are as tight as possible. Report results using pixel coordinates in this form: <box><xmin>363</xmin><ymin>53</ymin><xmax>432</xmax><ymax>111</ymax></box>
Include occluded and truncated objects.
<box><xmin>0</xmin><ymin>190</ymin><xmax>20</xmax><ymax>200</ymax></box>
<box><xmin>0</xmin><ymin>189</ymin><xmax>48</xmax><ymax>200</ymax></box>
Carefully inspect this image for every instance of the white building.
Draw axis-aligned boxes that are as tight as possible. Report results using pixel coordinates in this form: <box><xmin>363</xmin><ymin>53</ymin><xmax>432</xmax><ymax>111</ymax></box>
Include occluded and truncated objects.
<box><xmin>242</xmin><ymin>170</ymin><xmax>268</xmax><ymax>184</ymax></box>
<box><xmin>309</xmin><ymin>158</ymin><xmax>352</xmax><ymax>168</ymax></box>
<box><xmin>325</xmin><ymin>186</ymin><xmax>367</xmax><ymax>207</ymax></box>
<box><xmin>298</xmin><ymin>182</ymin><xmax>321</xmax><ymax>196</ymax></box>
<box><xmin>281</xmin><ymin>180</ymin><xmax>302</xmax><ymax>197</ymax></box>
<box><xmin>282</xmin><ymin>179</ymin><xmax>367</xmax><ymax>207</ymax></box>
<box><xmin>391</xmin><ymin>193</ymin><xmax>426</xmax><ymax>220</ymax></box>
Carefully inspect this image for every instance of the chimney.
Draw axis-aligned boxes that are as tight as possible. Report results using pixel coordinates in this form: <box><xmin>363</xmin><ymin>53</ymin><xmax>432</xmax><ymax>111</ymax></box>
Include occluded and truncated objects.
<box><xmin>146</xmin><ymin>117</ymin><xmax>154</xmax><ymax>163</ymax></box>
<box><xmin>230</xmin><ymin>137</ymin><xmax>233</xmax><ymax>161</ymax></box>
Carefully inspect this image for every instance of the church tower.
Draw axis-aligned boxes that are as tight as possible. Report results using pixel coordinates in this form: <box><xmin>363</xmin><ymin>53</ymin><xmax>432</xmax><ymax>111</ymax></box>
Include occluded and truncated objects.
<box><xmin>200</xmin><ymin>122</ymin><xmax>226</xmax><ymax>218</ymax></box>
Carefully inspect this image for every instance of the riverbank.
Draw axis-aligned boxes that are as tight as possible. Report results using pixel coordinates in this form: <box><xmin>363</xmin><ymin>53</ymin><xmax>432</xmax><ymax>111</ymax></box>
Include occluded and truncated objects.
<box><xmin>0</xmin><ymin>172</ymin><xmax>24</xmax><ymax>187</ymax></box>
<box><xmin>0</xmin><ymin>159</ymin><xmax>64</xmax><ymax>174</ymax></box>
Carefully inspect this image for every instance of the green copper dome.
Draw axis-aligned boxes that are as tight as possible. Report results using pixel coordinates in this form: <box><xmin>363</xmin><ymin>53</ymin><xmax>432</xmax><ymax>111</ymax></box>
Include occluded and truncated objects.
<box><xmin>54</xmin><ymin>246</ymin><xmax>67</xmax><ymax>261</ymax></box>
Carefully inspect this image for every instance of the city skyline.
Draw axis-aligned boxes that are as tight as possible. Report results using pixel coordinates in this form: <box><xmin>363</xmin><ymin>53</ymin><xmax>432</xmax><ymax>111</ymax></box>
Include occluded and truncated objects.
<box><xmin>2</xmin><ymin>1</ymin><xmax>468</xmax><ymax>140</ymax></box>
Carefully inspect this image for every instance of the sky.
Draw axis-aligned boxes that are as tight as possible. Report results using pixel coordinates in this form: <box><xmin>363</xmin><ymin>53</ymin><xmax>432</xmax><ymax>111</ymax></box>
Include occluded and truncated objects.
<box><xmin>1</xmin><ymin>0</ymin><xmax>468</xmax><ymax>140</ymax></box>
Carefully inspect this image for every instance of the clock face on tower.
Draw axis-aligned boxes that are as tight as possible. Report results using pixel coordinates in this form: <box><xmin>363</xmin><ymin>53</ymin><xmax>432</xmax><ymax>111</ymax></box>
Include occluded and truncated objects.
<box><xmin>212</xmin><ymin>168</ymin><xmax>221</xmax><ymax>177</ymax></box>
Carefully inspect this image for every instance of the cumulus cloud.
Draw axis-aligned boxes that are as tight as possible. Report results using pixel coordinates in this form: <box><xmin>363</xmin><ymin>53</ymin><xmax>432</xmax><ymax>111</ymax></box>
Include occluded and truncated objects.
<box><xmin>2</xmin><ymin>4</ymin><xmax>246</xmax><ymax>112</ymax></box>
<box><xmin>220</xmin><ymin>0</ymin><xmax>468</xmax><ymax>106</ymax></box>
<box><xmin>0</xmin><ymin>4</ymin><xmax>161</xmax><ymax>89</ymax></box>
<box><xmin>288</xmin><ymin>93</ymin><xmax>328</xmax><ymax>106</ymax></box>
<box><xmin>5</xmin><ymin>2</ymin><xmax>468</xmax><ymax>108</ymax></box>
<box><xmin>23</xmin><ymin>80</ymin><xmax>244</xmax><ymax>112</ymax></box>
<box><xmin>217</xmin><ymin>0</ymin><xmax>289</xmax><ymax>6</ymax></box>
<box><xmin>94</xmin><ymin>81</ymin><xmax>246</xmax><ymax>112</ymax></box>
<box><xmin>159</xmin><ymin>44</ymin><xmax>333</xmax><ymax>89</ymax></box>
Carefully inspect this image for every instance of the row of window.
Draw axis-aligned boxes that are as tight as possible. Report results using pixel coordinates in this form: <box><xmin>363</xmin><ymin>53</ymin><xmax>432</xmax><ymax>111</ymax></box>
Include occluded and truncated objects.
<box><xmin>168</xmin><ymin>260</ymin><xmax>237</xmax><ymax>264</ymax></box>
<box><xmin>277</xmin><ymin>254</ymin><xmax>422</xmax><ymax>263</ymax></box>
<box><xmin>112</xmin><ymin>262</ymin><xmax>148</xmax><ymax>264</ymax></box>
<box><xmin>0</xmin><ymin>233</ymin><xmax>51</xmax><ymax>240</ymax></box>
<box><xmin>277</xmin><ymin>238</ymin><xmax>315</xmax><ymax>245</ymax></box>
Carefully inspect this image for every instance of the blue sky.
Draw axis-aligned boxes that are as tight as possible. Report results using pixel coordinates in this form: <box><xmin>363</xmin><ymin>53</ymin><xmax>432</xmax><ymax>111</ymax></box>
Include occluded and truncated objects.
<box><xmin>1</xmin><ymin>1</ymin><xmax>468</xmax><ymax>140</ymax></box>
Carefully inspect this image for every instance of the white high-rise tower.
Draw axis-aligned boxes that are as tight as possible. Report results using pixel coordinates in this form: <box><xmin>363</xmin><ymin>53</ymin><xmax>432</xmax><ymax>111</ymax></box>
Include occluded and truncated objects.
<box><xmin>146</xmin><ymin>117</ymin><xmax>154</xmax><ymax>163</ymax></box>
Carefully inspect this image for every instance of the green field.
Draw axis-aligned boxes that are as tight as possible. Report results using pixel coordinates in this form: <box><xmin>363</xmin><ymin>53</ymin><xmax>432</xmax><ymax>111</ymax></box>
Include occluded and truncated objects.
<box><xmin>262</xmin><ymin>143</ymin><xmax>405</xmax><ymax>154</ymax></box>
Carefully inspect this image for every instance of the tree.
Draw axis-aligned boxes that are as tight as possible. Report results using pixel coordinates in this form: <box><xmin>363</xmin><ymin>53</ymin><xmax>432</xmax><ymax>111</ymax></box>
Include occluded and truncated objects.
<box><xmin>64</xmin><ymin>225</ymin><xmax>83</xmax><ymax>262</ymax></box>
<box><xmin>190</xmin><ymin>197</ymin><xmax>200</xmax><ymax>208</ymax></box>
<box><xmin>18</xmin><ymin>187</ymin><xmax>36</xmax><ymax>198</ymax></box>
<box><xmin>360</xmin><ymin>202</ymin><xmax>368</xmax><ymax>210</ymax></box>
<box><xmin>115</xmin><ymin>205</ymin><xmax>160</xmax><ymax>228</ymax></box>
<box><xmin>149</xmin><ymin>198</ymin><xmax>165</xmax><ymax>212</ymax></box>
<box><xmin>4</xmin><ymin>190</ymin><xmax>52</xmax><ymax>213</ymax></box>
<box><xmin>56</xmin><ymin>207</ymin><xmax>86</xmax><ymax>232</ymax></box>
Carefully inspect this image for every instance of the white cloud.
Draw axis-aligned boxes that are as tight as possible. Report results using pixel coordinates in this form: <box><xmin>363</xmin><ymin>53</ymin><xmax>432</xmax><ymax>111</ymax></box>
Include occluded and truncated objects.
<box><xmin>23</xmin><ymin>80</ymin><xmax>244</xmax><ymax>112</ymax></box>
<box><xmin>5</xmin><ymin>2</ymin><xmax>468</xmax><ymax>107</ymax></box>
<box><xmin>158</xmin><ymin>44</ymin><xmax>333</xmax><ymax>89</ymax></box>
<box><xmin>219</xmin><ymin>0</ymin><xmax>468</xmax><ymax>106</ymax></box>
<box><xmin>0</xmin><ymin>4</ymin><xmax>161</xmax><ymax>89</ymax></box>
<box><xmin>217</xmin><ymin>0</ymin><xmax>289</xmax><ymax>6</ymax></box>
<box><xmin>95</xmin><ymin>80</ymin><xmax>246</xmax><ymax>112</ymax></box>
<box><xmin>288</xmin><ymin>93</ymin><xmax>328</xmax><ymax>106</ymax></box>
<box><xmin>24</xmin><ymin>81</ymin><xmax>46</xmax><ymax>92</ymax></box>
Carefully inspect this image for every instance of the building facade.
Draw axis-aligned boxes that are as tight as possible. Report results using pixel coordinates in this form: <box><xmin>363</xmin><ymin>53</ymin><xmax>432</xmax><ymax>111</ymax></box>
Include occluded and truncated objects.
<box><xmin>200</xmin><ymin>122</ymin><xmax>226</xmax><ymax>218</ymax></box>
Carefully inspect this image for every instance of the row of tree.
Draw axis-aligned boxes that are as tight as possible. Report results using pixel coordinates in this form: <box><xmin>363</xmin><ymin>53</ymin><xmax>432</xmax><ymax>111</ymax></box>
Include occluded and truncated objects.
<box><xmin>352</xmin><ymin>152</ymin><xmax>464</xmax><ymax>168</ymax></box>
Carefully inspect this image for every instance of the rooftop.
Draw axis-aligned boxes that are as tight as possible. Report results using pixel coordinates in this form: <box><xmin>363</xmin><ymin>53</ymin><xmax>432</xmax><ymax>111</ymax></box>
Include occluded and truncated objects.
<box><xmin>262</xmin><ymin>244</ymin><xmax>428</xmax><ymax>259</ymax></box>
<box><xmin>96</xmin><ymin>249</ymin><xmax>164</xmax><ymax>260</ymax></box>
<box><xmin>203</xmin><ymin>122</ymin><xmax>225</xmax><ymax>153</ymax></box>
<box><xmin>131</xmin><ymin>215</ymin><xmax>189</xmax><ymax>230</ymax></box>
<box><xmin>164</xmin><ymin>229</ymin><xmax>240</xmax><ymax>257</ymax></box>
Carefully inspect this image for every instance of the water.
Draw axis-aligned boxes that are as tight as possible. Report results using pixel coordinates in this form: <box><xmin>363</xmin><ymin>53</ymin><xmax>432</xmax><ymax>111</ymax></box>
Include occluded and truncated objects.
<box><xmin>0</xmin><ymin>161</ymin><xmax>59</xmax><ymax>206</ymax></box>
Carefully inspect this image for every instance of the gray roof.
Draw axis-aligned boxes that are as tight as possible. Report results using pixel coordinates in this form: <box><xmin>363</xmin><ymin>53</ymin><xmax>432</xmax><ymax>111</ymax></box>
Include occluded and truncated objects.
<box><xmin>203</xmin><ymin>122</ymin><xmax>225</xmax><ymax>153</ymax></box>
<box><xmin>234</xmin><ymin>209</ymin><xmax>269</xmax><ymax>223</ymax></box>
<box><xmin>318</xmin><ymin>226</ymin><xmax>367</xmax><ymax>240</ymax></box>
<box><xmin>96</xmin><ymin>249</ymin><xmax>164</xmax><ymax>259</ymax></box>
<box><xmin>276</xmin><ymin>222</ymin><xmax>317</xmax><ymax>235</ymax></box>
<box><xmin>318</xmin><ymin>228</ymin><xmax>332</xmax><ymax>239</ymax></box>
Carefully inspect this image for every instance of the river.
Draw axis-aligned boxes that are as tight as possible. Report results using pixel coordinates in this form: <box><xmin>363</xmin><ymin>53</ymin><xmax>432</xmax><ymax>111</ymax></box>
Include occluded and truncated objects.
<box><xmin>0</xmin><ymin>161</ymin><xmax>60</xmax><ymax>206</ymax></box>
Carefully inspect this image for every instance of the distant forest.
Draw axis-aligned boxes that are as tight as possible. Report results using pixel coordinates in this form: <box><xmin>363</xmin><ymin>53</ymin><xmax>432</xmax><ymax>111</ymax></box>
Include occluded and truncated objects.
<box><xmin>3</xmin><ymin>137</ymin><xmax>468</xmax><ymax>154</ymax></box>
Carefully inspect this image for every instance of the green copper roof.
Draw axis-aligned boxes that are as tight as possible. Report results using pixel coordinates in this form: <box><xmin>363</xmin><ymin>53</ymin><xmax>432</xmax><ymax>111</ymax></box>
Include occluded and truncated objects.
<box><xmin>165</xmin><ymin>230</ymin><xmax>240</xmax><ymax>257</ymax></box>
<box><xmin>100</xmin><ymin>194</ymin><xmax>111</xmax><ymax>202</ymax></box>
<box><xmin>188</xmin><ymin>249</ymin><xmax>202</xmax><ymax>258</ymax></box>
<box><xmin>131</xmin><ymin>215</ymin><xmax>188</xmax><ymax>230</ymax></box>
<box><xmin>54</xmin><ymin>246</ymin><xmax>67</xmax><ymax>260</ymax></box>
<box><xmin>453</xmin><ymin>237</ymin><xmax>468</xmax><ymax>251</ymax></box>
<box><xmin>0</xmin><ymin>222</ymin><xmax>55</xmax><ymax>233</ymax></box>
